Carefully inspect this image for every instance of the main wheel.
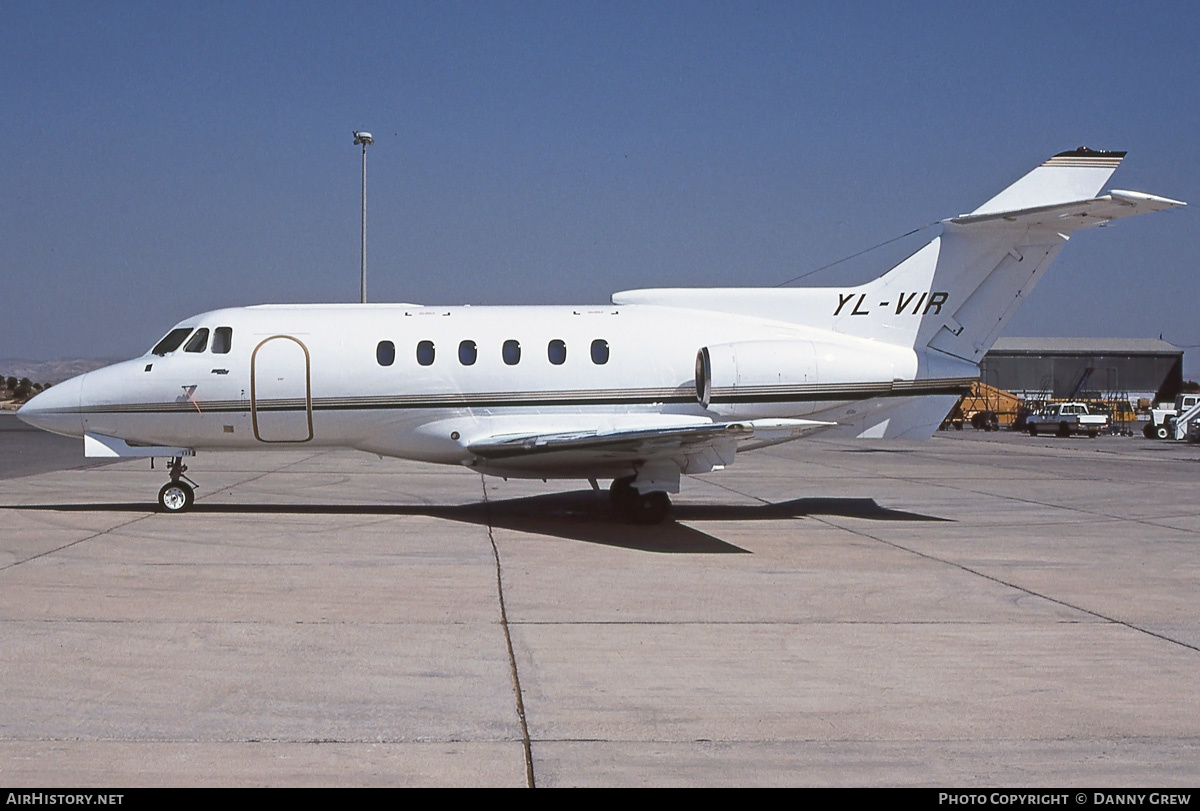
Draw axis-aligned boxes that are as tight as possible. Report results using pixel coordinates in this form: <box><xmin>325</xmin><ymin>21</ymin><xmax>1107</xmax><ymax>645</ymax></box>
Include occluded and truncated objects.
<box><xmin>1028</xmin><ymin>425</ymin><xmax>1038</xmax><ymax>437</ymax></box>
<box><xmin>1155</xmin><ymin>424</ymin><xmax>1170</xmax><ymax>440</ymax></box>
<box><xmin>609</xmin><ymin>476</ymin><xmax>635</xmax><ymax>513</ymax></box>
<box><xmin>1143</xmin><ymin>423</ymin><xmax>1155</xmax><ymax>439</ymax></box>
<box><xmin>158</xmin><ymin>481</ymin><xmax>194</xmax><ymax>513</ymax></box>
<box><xmin>1058</xmin><ymin>422</ymin><xmax>1071</xmax><ymax>438</ymax></box>
<box><xmin>609</xmin><ymin>477</ymin><xmax>671</xmax><ymax>524</ymax></box>
<box><xmin>626</xmin><ymin>490</ymin><xmax>671</xmax><ymax>525</ymax></box>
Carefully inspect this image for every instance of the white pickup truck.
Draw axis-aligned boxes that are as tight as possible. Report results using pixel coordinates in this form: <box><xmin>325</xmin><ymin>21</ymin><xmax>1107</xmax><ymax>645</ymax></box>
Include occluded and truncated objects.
<box><xmin>1026</xmin><ymin>402</ymin><xmax>1110</xmax><ymax>438</ymax></box>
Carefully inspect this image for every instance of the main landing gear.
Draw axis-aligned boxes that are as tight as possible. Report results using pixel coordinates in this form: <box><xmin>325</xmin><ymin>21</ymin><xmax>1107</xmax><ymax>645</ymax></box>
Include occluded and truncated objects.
<box><xmin>609</xmin><ymin>475</ymin><xmax>672</xmax><ymax>525</ymax></box>
<box><xmin>157</xmin><ymin>456</ymin><xmax>198</xmax><ymax>513</ymax></box>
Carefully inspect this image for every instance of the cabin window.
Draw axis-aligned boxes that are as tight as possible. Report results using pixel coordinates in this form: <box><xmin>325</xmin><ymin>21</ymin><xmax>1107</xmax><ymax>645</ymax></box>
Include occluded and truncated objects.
<box><xmin>376</xmin><ymin>340</ymin><xmax>395</xmax><ymax>366</ymax></box>
<box><xmin>459</xmin><ymin>340</ymin><xmax>477</xmax><ymax>366</ymax></box>
<box><xmin>548</xmin><ymin>339</ymin><xmax>567</xmax><ymax>365</ymax></box>
<box><xmin>151</xmin><ymin>328</ymin><xmax>192</xmax><ymax>356</ymax></box>
<box><xmin>591</xmin><ymin>339</ymin><xmax>609</xmax><ymax>365</ymax></box>
<box><xmin>416</xmin><ymin>340</ymin><xmax>435</xmax><ymax>366</ymax></box>
<box><xmin>212</xmin><ymin>327</ymin><xmax>233</xmax><ymax>354</ymax></box>
<box><xmin>184</xmin><ymin>328</ymin><xmax>210</xmax><ymax>353</ymax></box>
<box><xmin>503</xmin><ymin>339</ymin><xmax>521</xmax><ymax>366</ymax></box>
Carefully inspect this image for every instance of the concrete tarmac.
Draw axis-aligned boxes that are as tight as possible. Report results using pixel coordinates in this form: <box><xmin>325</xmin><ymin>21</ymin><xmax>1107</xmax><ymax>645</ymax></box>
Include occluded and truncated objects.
<box><xmin>0</xmin><ymin>413</ymin><xmax>113</xmax><ymax>480</ymax></box>
<box><xmin>1</xmin><ymin>427</ymin><xmax>1198</xmax><ymax>786</ymax></box>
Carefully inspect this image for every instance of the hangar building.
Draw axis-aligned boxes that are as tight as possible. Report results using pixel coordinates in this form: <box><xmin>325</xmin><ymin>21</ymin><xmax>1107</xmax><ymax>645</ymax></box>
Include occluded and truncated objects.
<box><xmin>979</xmin><ymin>338</ymin><xmax>1184</xmax><ymax>406</ymax></box>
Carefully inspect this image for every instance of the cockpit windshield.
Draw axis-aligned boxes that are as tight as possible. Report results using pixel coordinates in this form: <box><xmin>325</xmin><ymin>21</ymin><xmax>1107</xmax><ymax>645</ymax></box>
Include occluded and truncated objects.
<box><xmin>150</xmin><ymin>327</ymin><xmax>193</xmax><ymax>356</ymax></box>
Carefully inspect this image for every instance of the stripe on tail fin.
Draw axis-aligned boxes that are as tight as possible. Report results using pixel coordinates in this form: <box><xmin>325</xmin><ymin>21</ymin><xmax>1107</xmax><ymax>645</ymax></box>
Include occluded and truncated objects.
<box><xmin>969</xmin><ymin>147</ymin><xmax>1126</xmax><ymax>217</ymax></box>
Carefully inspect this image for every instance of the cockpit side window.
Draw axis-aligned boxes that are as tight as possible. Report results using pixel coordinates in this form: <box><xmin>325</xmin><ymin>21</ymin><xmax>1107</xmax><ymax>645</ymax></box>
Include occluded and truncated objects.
<box><xmin>212</xmin><ymin>327</ymin><xmax>233</xmax><ymax>354</ymax></box>
<box><xmin>151</xmin><ymin>328</ymin><xmax>193</xmax><ymax>356</ymax></box>
<box><xmin>184</xmin><ymin>328</ymin><xmax>210</xmax><ymax>353</ymax></box>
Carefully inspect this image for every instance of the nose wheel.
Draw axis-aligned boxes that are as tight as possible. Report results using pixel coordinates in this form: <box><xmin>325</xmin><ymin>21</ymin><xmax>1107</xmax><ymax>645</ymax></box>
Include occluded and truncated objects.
<box><xmin>158</xmin><ymin>481</ymin><xmax>194</xmax><ymax>512</ymax></box>
<box><xmin>157</xmin><ymin>456</ymin><xmax>197</xmax><ymax>513</ymax></box>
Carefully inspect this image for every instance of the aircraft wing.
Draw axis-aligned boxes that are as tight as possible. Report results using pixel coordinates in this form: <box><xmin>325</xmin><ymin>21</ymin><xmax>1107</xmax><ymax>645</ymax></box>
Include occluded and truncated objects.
<box><xmin>467</xmin><ymin>417</ymin><xmax>834</xmax><ymax>472</ymax></box>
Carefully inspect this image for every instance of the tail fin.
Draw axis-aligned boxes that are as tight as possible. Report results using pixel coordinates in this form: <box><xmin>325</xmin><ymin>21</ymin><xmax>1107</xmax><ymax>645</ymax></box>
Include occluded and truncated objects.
<box><xmin>830</xmin><ymin>148</ymin><xmax>1184</xmax><ymax>361</ymax></box>
<box><xmin>611</xmin><ymin>149</ymin><xmax>1184</xmax><ymax>361</ymax></box>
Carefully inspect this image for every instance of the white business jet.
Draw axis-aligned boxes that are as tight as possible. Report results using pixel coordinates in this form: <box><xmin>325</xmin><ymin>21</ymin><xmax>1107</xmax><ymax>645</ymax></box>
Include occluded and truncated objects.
<box><xmin>18</xmin><ymin>148</ymin><xmax>1184</xmax><ymax>522</ymax></box>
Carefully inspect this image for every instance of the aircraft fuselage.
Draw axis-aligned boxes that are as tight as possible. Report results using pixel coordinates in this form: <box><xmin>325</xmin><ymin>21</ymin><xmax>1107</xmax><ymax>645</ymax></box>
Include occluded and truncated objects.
<box><xmin>24</xmin><ymin>302</ymin><xmax>965</xmax><ymax>481</ymax></box>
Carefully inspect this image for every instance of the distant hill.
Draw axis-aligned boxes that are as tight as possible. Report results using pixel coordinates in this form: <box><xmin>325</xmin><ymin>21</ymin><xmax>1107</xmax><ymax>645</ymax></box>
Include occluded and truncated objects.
<box><xmin>0</xmin><ymin>358</ymin><xmax>122</xmax><ymax>385</ymax></box>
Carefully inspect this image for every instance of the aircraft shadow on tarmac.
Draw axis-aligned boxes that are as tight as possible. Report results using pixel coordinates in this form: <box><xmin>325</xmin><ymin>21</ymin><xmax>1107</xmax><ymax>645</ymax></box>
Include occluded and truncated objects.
<box><xmin>9</xmin><ymin>491</ymin><xmax>948</xmax><ymax>554</ymax></box>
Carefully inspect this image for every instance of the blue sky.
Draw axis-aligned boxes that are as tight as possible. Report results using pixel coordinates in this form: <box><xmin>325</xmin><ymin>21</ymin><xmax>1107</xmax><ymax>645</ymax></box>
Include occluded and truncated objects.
<box><xmin>3</xmin><ymin>2</ymin><xmax>1197</xmax><ymax>374</ymax></box>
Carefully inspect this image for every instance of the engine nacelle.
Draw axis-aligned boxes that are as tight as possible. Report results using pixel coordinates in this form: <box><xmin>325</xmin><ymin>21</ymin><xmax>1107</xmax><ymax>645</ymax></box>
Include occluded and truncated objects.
<box><xmin>696</xmin><ymin>339</ymin><xmax>898</xmax><ymax>413</ymax></box>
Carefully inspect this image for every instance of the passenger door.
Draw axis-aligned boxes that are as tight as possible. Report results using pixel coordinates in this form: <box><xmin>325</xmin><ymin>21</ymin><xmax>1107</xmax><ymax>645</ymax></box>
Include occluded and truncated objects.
<box><xmin>251</xmin><ymin>336</ymin><xmax>313</xmax><ymax>442</ymax></box>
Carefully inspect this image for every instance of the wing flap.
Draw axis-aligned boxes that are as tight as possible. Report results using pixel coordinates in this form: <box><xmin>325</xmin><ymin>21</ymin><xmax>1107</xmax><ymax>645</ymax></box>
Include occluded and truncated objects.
<box><xmin>467</xmin><ymin>418</ymin><xmax>833</xmax><ymax>462</ymax></box>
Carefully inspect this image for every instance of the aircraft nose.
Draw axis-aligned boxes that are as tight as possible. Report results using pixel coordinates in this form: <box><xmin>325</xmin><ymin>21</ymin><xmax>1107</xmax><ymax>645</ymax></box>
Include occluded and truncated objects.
<box><xmin>16</xmin><ymin>373</ymin><xmax>87</xmax><ymax>438</ymax></box>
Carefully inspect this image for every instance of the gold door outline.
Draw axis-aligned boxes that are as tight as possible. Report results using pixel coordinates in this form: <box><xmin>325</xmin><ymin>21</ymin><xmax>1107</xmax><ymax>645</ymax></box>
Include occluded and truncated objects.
<box><xmin>250</xmin><ymin>335</ymin><xmax>313</xmax><ymax>442</ymax></box>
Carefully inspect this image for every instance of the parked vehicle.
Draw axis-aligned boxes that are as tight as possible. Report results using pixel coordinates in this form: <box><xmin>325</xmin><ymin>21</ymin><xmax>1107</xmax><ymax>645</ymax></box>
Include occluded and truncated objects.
<box><xmin>1143</xmin><ymin>394</ymin><xmax>1200</xmax><ymax>439</ymax></box>
<box><xmin>1027</xmin><ymin>402</ymin><xmax>1109</xmax><ymax>438</ymax></box>
<box><xmin>970</xmin><ymin>410</ymin><xmax>1000</xmax><ymax>431</ymax></box>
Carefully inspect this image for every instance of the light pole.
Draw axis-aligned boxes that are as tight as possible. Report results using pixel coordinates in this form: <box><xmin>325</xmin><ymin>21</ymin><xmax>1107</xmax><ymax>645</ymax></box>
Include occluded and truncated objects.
<box><xmin>353</xmin><ymin>131</ymin><xmax>373</xmax><ymax>303</ymax></box>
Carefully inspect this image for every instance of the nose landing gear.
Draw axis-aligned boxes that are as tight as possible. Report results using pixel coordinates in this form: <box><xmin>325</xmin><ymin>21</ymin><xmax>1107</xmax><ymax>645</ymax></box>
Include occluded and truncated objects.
<box><xmin>157</xmin><ymin>457</ymin><xmax>197</xmax><ymax>513</ymax></box>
